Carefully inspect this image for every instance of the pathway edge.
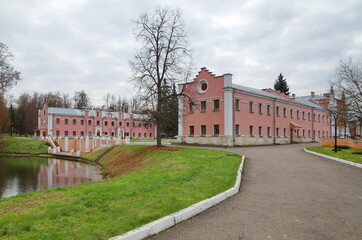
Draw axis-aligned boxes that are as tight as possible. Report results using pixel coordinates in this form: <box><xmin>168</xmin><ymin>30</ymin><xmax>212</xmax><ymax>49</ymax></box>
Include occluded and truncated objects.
<box><xmin>109</xmin><ymin>155</ymin><xmax>245</xmax><ymax>240</ymax></box>
<box><xmin>303</xmin><ymin>148</ymin><xmax>362</xmax><ymax>168</ymax></box>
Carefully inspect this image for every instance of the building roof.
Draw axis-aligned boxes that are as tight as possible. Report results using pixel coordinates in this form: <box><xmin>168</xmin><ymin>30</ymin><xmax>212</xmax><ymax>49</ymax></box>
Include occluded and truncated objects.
<box><xmin>48</xmin><ymin>107</ymin><xmax>84</xmax><ymax>116</ymax></box>
<box><xmin>231</xmin><ymin>84</ymin><xmax>329</xmax><ymax>111</ymax></box>
<box><xmin>296</xmin><ymin>95</ymin><xmax>328</xmax><ymax>101</ymax></box>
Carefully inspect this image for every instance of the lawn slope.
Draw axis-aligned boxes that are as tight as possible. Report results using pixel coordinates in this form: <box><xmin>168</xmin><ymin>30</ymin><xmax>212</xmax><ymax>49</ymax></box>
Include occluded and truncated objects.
<box><xmin>0</xmin><ymin>145</ymin><xmax>241</xmax><ymax>240</ymax></box>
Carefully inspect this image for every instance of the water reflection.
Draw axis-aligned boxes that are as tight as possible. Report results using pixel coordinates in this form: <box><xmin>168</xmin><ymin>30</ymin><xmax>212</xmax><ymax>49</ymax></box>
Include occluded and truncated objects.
<box><xmin>0</xmin><ymin>157</ymin><xmax>102</xmax><ymax>198</ymax></box>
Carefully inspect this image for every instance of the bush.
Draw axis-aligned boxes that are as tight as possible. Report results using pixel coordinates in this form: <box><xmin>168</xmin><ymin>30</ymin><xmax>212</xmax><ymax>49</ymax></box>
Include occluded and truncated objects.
<box><xmin>337</xmin><ymin>145</ymin><xmax>351</xmax><ymax>149</ymax></box>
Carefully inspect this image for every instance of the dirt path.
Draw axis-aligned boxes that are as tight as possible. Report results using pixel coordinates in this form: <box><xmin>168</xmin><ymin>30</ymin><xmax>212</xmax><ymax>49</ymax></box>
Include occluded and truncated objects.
<box><xmin>148</xmin><ymin>143</ymin><xmax>362</xmax><ymax>240</ymax></box>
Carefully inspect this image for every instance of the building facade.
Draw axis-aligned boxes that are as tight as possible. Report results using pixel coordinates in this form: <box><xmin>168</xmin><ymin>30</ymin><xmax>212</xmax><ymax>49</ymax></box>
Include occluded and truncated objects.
<box><xmin>34</xmin><ymin>104</ymin><xmax>155</xmax><ymax>139</ymax></box>
<box><xmin>178</xmin><ymin>68</ymin><xmax>332</xmax><ymax>146</ymax></box>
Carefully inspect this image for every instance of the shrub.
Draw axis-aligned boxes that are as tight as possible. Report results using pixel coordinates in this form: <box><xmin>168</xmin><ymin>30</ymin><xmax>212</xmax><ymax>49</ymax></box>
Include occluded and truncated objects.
<box><xmin>337</xmin><ymin>145</ymin><xmax>351</xmax><ymax>149</ymax></box>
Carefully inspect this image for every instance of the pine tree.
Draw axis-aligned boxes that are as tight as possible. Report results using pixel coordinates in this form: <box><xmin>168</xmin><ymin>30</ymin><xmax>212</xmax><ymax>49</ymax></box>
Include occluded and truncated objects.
<box><xmin>274</xmin><ymin>73</ymin><xmax>290</xmax><ymax>95</ymax></box>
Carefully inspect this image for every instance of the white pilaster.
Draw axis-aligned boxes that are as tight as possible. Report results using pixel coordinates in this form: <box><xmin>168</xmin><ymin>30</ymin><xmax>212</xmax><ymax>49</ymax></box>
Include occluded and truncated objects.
<box><xmin>223</xmin><ymin>73</ymin><xmax>233</xmax><ymax>137</ymax></box>
<box><xmin>178</xmin><ymin>95</ymin><xmax>184</xmax><ymax>136</ymax></box>
<box><xmin>47</xmin><ymin>114</ymin><xmax>53</xmax><ymax>136</ymax></box>
<box><xmin>64</xmin><ymin>136</ymin><xmax>69</xmax><ymax>152</ymax></box>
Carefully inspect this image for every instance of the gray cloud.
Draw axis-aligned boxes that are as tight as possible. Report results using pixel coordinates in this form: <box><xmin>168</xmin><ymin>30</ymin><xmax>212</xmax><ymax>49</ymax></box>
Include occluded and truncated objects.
<box><xmin>1</xmin><ymin>0</ymin><xmax>361</xmax><ymax>105</ymax></box>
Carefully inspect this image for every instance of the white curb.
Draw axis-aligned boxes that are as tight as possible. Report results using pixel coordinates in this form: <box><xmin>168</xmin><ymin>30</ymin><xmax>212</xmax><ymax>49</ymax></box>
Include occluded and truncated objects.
<box><xmin>109</xmin><ymin>155</ymin><xmax>245</xmax><ymax>240</ymax></box>
<box><xmin>304</xmin><ymin>148</ymin><xmax>362</xmax><ymax>168</ymax></box>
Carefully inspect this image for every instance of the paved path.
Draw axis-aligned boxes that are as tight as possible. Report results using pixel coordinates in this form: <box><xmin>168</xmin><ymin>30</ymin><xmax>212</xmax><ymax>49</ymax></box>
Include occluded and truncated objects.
<box><xmin>149</xmin><ymin>143</ymin><xmax>362</xmax><ymax>240</ymax></box>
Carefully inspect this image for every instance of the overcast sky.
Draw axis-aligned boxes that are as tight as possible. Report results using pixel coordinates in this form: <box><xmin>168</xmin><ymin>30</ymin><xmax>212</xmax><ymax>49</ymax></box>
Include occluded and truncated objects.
<box><xmin>1</xmin><ymin>0</ymin><xmax>362</xmax><ymax>106</ymax></box>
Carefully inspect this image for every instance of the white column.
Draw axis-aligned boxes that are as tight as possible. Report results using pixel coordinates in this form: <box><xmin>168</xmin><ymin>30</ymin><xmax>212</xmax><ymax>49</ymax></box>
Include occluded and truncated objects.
<box><xmin>223</xmin><ymin>73</ymin><xmax>233</xmax><ymax>137</ymax></box>
<box><xmin>64</xmin><ymin>136</ymin><xmax>69</xmax><ymax>152</ymax></box>
<box><xmin>85</xmin><ymin>136</ymin><xmax>90</xmax><ymax>152</ymax></box>
<box><xmin>47</xmin><ymin>114</ymin><xmax>53</xmax><ymax>136</ymax></box>
<box><xmin>178</xmin><ymin>95</ymin><xmax>184</xmax><ymax>137</ymax></box>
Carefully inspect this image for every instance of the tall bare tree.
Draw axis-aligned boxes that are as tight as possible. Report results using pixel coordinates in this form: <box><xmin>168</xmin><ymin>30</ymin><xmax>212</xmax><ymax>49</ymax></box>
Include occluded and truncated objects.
<box><xmin>0</xmin><ymin>43</ymin><xmax>21</xmax><ymax>93</ymax></box>
<box><xmin>73</xmin><ymin>90</ymin><xmax>91</xmax><ymax>109</ymax></box>
<box><xmin>332</xmin><ymin>58</ymin><xmax>362</xmax><ymax>120</ymax></box>
<box><xmin>130</xmin><ymin>6</ymin><xmax>192</xmax><ymax>147</ymax></box>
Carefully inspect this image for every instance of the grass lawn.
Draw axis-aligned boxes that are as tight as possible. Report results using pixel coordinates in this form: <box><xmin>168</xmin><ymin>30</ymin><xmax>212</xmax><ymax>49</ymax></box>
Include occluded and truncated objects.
<box><xmin>0</xmin><ymin>136</ymin><xmax>48</xmax><ymax>154</ymax></box>
<box><xmin>306</xmin><ymin>146</ymin><xmax>362</xmax><ymax>164</ymax></box>
<box><xmin>0</xmin><ymin>145</ymin><xmax>242</xmax><ymax>239</ymax></box>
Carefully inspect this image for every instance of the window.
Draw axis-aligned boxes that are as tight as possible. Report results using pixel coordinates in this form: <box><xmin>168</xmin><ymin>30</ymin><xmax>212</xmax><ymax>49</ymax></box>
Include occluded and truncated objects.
<box><xmin>308</xmin><ymin>112</ymin><xmax>311</xmax><ymax>120</ymax></box>
<box><xmin>249</xmin><ymin>125</ymin><xmax>254</xmax><ymax>136</ymax></box>
<box><xmin>235</xmin><ymin>99</ymin><xmax>240</xmax><ymax>111</ymax></box>
<box><xmin>65</xmin><ymin>119</ymin><xmax>69</xmax><ymax>125</ymax></box>
<box><xmin>133</xmin><ymin>132</ymin><xmax>135</xmax><ymax>137</ymax></box>
<box><xmin>81</xmin><ymin>120</ymin><xmax>84</xmax><ymax>125</ymax></box>
<box><xmin>119</xmin><ymin>122</ymin><xmax>122</xmax><ymax>126</ymax></box>
<box><xmin>267</xmin><ymin>127</ymin><xmax>271</xmax><ymax>137</ymax></box>
<box><xmin>303</xmin><ymin>112</ymin><xmax>305</xmax><ymax>120</ymax></box>
<box><xmin>65</xmin><ymin>131</ymin><xmax>68</xmax><ymax>136</ymax></box>
<box><xmin>88</xmin><ymin>120</ymin><xmax>92</xmax><ymax>125</ymax></box>
<box><xmin>313</xmin><ymin>113</ymin><xmax>316</xmax><ymax>121</ymax></box>
<box><xmin>133</xmin><ymin>122</ymin><xmax>135</xmax><ymax>127</ymax></box>
<box><xmin>150</xmin><ymin>124</ymin><xmax>152</xmax><ymax>127</ymax></box>
<box><xmin>81</xmin><ymin>131</ymin><xmax>84</xmax><ymax>136</ymax></box>
<box><xmin>267</xmin><ymin>105</ymin><xmax>271</xmax><ymax>115</ymax></box>
<box><xmin>283</xmin><ymin>108</ymin><xmax>286</xmax><ymax>117</ymax></box>
<box><xmin>303</xmin><ymin>130</ymin><xmax>305</xmax><ymax>137</ymax></box>
<box><xmin>322</xmin><ymin>115</ymin><xmax>325</xmax><ymax>123</ymax></box>
<box><xmin>318</xmin><ymin>114</ymin><xmax>320</xmax><ymax>122</ymax></box>
<box><xmin>213</xmin><ymin>99</ymin><xmax>220</xmax><ymax>110</ymax></box>
<box><xmin>308</xmin><ymin>130</ymin><xmax>311</xmax><ymax>138</ymax></box>
<box><xmin>318</xmin><ymin>131</ymin><xmax>320</xmax><ymax>137</ymax></box>
<box><xmin>249</xmin><ymin>102</ymin><xmax>254</xmax><ymax>112</ymax></box>
<box><xmin>56</xmin><ymin>118</ymin><xmax>60</xmax><ymax>124</ymax></box>
<box><xmin>276</xmin><ymin>106</ymin><xmax>280</xmax><ymax>116</ymax></box>
<box><xmin>297</xmin><ymin>129</ymin><xmax>299</xmax><ymax>137</ymax></box>
<box><xmin>284</xmin><ymin>128</ymin><xmax>286</xmax><ymax>137</ymax></box>
<box><xmin>105</xmin><ymin>121</ymin><xmax>108</xmax><ymax>126</ymax></box>
<box><xmin>144</xmin><ymin>133</ymin><xmax>147</xmax><ymax>137</ymax></box>
<box><xmin>276</xmin><ymin>128</ymin><xmax>279</xmax><ymax>137</ymax></box>
<box><xmin>189</xmin><ymin>126</ymin><xmax>194</xmax><ymax>136</ymax></box>
<box><xmin>56</xmin><ymin>130</ymin><xmax>60</xmax><ymax>136</ymax></box>
<box><xmin>73</xmin><ymin>119</ymin><xmax>77</xmax><ymax>125</ymax></box>
<box><xmin>200</xmin><ymin>125</ymin><xmax>206</xmax><ymax>136</ymax></box>
<box><xmin>112</xmin><ymin>121</ymin><xmax>115</xmax><ymax>126</ymax></box>
<box><xmin>290</xmin><ymin>109</ymin><xmax>293</xmax><ymax>118</ymax></box>
<box><xmin>235</xmin><ymin>124</ymin><xmax>240</xmax><ymax>135</ymax></box>
<box><xmin>126</xmin><ymin>122</ymin><xmax>129</xmax><ymax>127</ymax></box>
<box><xmin>88</xmin><ymin>132</ymin><xmax>92</xmax><ymax>136</ymax></box>
<box><xmin>139</xmin><ymin>133</ymin><xmax>141</xmax><ymax>137</ymax></box>
<box><xmin>213</xmin><ymin>125</ymin><xmax>219</xmax><ymax>135</ymax></box>
<box><xmin>189</xmin><ymin>102</ymin><xmax>194</xmax><ymax>113</ymax></box>
<box><xmin>73</xmin><ymin>131</ymin><xmax>76</xmax><ymax>136</ymax></box>
<box><xmin>259</xmin><ymin>126</ymin><xmax>262</xmax><ymax>136</ymax></box>
<box><xmin>138</xmin><ymin>123</ymin><xmax>141</xmax><ymax>127</ymax></box>
<box><xmin>150</xmin><ymin>133</ymin><xmax>152</xmax><ymax>138</ymax></box>
<box><xmin>200</xmin><ymin>101</ymin><xmax>206</xmax><ymax>112</ymax></box>
<box><xmin>297</xmin><ymin>110</ymin><xmax>299</xmax><ymax>119</ymax></box>
<box><xmin>97</xmin><ymin>120</ymin><xmax>100</xmax><ymax>125</ymax></box>
<box><xmin>97</xmin><ymin>111</ymin><xmax>100</xmax><ymax>117</ymax></box>
<box><xmin>258</xmin><ymin>103</ymin><xmax>262</xmax><ymax>114</ymax></box>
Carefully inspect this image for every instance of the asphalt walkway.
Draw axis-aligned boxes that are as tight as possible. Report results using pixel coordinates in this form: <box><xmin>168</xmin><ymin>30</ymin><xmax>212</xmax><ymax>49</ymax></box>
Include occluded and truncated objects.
<box><xmin>148</xmin><ymin>143</ymin><xmax>362</xmax><ymax>240</ymax></box>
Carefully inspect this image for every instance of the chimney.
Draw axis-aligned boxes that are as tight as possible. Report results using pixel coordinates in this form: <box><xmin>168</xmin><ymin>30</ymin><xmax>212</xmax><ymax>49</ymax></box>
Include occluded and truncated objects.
<box><xmin>292</xmin><ymin>93</ymin><xmax>296</xmax><ymax>98</ymax></box>
<box><xmin>84</xmin><ymin>110</ymin><xmax>89</xmax><ymax>117</ymax></box>
<box><xmin>311</xmin><ymin>91</ymin><xmax>315</xmax><ymax>96</ymax></box>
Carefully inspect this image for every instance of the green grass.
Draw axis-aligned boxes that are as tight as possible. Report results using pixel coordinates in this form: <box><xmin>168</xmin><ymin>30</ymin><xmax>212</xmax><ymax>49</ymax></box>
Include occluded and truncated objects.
<box><xmin>306</xmin><ymin>146</ymin><xmax>362</xmax><ymax>164</ymax></box>
<box><xmin>130</xmin><ymin>138</ymin><xmax>157</xmax><ymax>142</ymax></box>
<box><xmin>0</xmin><ymin>136</ymin><xmax>49</xmax><ymax>154</ymax></box>
<box><xmin>0</xmin><ymin>145</ymin><xmax>242</xmax><ymax>239</ymax></box>
<box><xmin>81</xmin><ymin>146</ymin><xmax>112</xmax><ymax>162</ymax></box>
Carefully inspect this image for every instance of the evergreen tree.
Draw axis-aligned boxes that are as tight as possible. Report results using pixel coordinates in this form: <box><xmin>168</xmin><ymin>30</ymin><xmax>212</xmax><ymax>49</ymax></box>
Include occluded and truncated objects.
<box><xmin>274</xmin><ymin>73</ymin><xmax>290</xmax><ymax>95</ymax></box>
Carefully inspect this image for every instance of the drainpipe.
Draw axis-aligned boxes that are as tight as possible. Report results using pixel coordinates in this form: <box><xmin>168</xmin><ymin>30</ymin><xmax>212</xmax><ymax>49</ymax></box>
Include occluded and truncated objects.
<box><xmin>232</xmin><ymin>91</ymin><xmax>236</xmax><ymax>144</ymax></box>
<box><xmin>312</xmin><ymin>107</ymin><xmax>315</xmax><ymax>142</ymax></box>
<box><xmin>273</xmin><ymin>98</ymin><xmax>276</xmax><ymax>144</ymax></box>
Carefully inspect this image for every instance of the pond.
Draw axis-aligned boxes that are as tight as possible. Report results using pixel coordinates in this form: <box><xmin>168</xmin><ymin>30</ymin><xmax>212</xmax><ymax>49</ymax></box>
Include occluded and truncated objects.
<box><xmin>0</xmin><ymin>156</ymin><xmax>102</xmax><ymax>199</ymax></box>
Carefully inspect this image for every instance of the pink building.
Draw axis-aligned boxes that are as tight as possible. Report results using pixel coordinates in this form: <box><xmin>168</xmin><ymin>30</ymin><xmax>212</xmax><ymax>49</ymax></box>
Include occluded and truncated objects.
<box><xmin>178</xmin><ymin>68</ymin><xmax>331</xmax><ymax>146</ymax></box>
<box><xmin>34</xmin><ymin>104</ymin><xmax>155</xmax><ymax>139</ymax></box>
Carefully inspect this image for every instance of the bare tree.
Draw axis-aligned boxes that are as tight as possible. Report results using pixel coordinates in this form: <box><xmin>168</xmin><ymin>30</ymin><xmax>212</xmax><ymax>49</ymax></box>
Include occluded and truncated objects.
<box><xmin>332</xmin><ymin>58</ymin><xmax>362</xmax><ymax>119</ymax></box>
<box><xmin>73</xmin><ymin>90</ymin><xmax>91</xmax><ymax>109</ymax></box>
<box><xmin>130</xmin><ymin>6</ymin><xmax>192</xmax><ymax>147</ymax></box>
<box><xmin>0</xmin><ymin>43</ymin><xmax>21</xmax><ymax>93</ymax></box>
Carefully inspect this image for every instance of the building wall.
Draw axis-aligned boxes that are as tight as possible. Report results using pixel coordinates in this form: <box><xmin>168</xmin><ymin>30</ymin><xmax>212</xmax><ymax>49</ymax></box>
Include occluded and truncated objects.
<box><xmin>36</xmin><ymin>104</ymin><xmax>155</xmax><ymax>139</ymax></box>
<box><xmin>182</xmin><ymin>68</ymin><xmax>225</xmax><ymax>136</ymax></box>
<box><xmin>179</xmin><ymin>68</ymin><xmax>331</xmax><ymax>146</ymax></box>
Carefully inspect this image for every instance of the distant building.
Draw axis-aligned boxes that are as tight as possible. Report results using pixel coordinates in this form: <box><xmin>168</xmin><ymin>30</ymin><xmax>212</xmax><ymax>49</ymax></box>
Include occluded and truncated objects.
<box><xmin>178</xmin><ymin>68</ymin><xmax>331</xmax><ymax>146</ymax></box>
<box><xmin>34</xmin><ymin>104</ymin><xmax>155</xmax><ymax>139</ymax></box>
